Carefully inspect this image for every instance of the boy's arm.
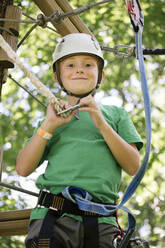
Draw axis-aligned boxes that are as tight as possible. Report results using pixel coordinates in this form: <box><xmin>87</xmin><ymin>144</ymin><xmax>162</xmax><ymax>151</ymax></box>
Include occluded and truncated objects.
<box><xmin>16</xmin><ymin>103</ymin><xmax>75</xmax><ymax>177</ymax></box>
<box><xmin>99</xmin><ymin>123</ymin><xmax>140</xmax><ymax>176</ymax></box>
<box><xmin>79</xmin><ymin>96</ymin><xmax>140</xmax><ymax>176</ymax></box>
<box><xmin>16</xmin><ymin>129</ymin><xmax>49</xmax><ymax>177</ymax></box>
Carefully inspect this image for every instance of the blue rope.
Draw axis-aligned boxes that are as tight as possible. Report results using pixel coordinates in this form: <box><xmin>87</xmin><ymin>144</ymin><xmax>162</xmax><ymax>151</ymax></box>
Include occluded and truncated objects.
<box><xmin>120</xmin><ymin>29</ymin><xmax>151</xmax><ymax>206</ymax></box>
<box><xmin>116</xmin><ymin>27</ymin><xmax>152</xmax><ymax>247</ymax></box>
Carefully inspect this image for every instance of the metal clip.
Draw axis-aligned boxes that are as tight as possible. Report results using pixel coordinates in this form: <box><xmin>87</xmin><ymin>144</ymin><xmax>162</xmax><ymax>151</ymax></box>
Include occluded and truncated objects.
<box><xmin>57</xmin><ymin>104</ymin><xmax>80</xmax><ymax>115</ymax></box>
<box><xmin>113</xmin><ymin>235</ymin><xmax>121</xmax><ymax>248</ymax></box>
<box><xmin>49</xmin><ymin>206</ymin><xmax>58</xmax><ymax>211</ymax></box>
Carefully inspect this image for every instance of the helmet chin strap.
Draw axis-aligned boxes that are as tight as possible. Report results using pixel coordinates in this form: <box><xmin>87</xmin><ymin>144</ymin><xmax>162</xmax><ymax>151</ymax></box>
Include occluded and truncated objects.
<box><xmin>61</xmin><ymin>86</ymin><xmax>96</xmax><ymax>98</ymax></box>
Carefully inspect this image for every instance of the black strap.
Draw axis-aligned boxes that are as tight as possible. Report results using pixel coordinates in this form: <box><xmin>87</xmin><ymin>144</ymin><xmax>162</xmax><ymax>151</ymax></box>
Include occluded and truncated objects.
<box><xmin>26</xmin><ymin>209</ymin><xmax>65</xmax><ymax>248</ymax></box>
<box><xmin>39</xmin><ymin>209</ymin><xmax>60</xmax><ymax>238</ymax></box>
<box><xmin>83</xmin><ymin>216</ymin><xmax>99</xmax><ymax>248</ymax></box>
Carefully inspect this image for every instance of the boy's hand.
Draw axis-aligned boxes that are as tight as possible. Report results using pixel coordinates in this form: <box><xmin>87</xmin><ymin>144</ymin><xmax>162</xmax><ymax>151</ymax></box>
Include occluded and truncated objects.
<box><xmin>79</xmin><ymin>95</ymin><xmax>107</xmax><ymax>130</ymax></box>
<box><xmin>41</xmin><ymin>100</ymin><xmax>75</xmax><ymax>133</ymax></box>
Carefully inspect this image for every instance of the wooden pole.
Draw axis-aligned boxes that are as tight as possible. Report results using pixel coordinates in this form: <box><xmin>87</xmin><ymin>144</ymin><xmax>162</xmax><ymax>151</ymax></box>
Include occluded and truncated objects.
<box><xmin>0</xmin><ymin>209</ymin><xmax>31</xmax><ymax>236</ymax></box>
<box><xmin>0</xmin><ymin>219</ymin><xmax>29</xmax><ymax>236</ymax></box>
<box><xmin>34</xmin><ymin>0</ymin><xmax>78</xmax><ymax>35</ymax></box>
<box><xmin>0</xmin><ymin>209</ymin><xmax>31</xmax><ymax>222</ymax></box>
<box><xmin>0</xmin><ymin>0</ymin><xmax>13</xmax><ymax>99</ymax></box>
<box><xmin>4</xmin><ymin>5</ymin><xmax>21</xmax><ymax>37</ymax></box>
<box><xmin>0</xmin><ymin>5</ymin><xmax>22</xmax><ymax>69</ymax></box>
<box><xmin>0</xmin><ymin>1</ymin><xmax>13</xmax><ymax>25</ymax></box>
<box><xmin>0</xmin><ymin>3</ymin><xmax>22</xmax><ymax>100</ymax></box>
<box><xmin>56</xmin><ymin>0</ymin><xmax>92</xmax><ymax>34</ymax></box>
<box><xmin>33</xmin><ymin>0</ymin><xmax>91</xmax><ymax>36</ymax></box>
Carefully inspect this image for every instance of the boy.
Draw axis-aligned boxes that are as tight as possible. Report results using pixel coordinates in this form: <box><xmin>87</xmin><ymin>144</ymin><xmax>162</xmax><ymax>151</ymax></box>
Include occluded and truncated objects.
<box><xmin>16</xmin><ymin>33</ymin><xmax>143</xmax><ymax>248</ymax></box>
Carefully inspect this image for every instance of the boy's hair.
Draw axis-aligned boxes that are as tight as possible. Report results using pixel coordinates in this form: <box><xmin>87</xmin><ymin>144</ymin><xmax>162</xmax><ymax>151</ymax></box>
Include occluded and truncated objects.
<box><xmin>52</xmin><ymin>33</ymin><xmax>104</xmax><ymax>97</ymax></box>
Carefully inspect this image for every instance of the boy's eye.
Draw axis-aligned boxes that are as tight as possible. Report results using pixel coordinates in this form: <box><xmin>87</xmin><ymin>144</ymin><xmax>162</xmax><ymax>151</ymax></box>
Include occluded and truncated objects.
<box><xmin>86</xmin><ymin>63</ymin><xmax>94</xmax><ymax>67</ymax></box>
<box><xmin>67</xmin><ymin>64</ymin><xmax>74</xmax><ymax>67</ymax></box>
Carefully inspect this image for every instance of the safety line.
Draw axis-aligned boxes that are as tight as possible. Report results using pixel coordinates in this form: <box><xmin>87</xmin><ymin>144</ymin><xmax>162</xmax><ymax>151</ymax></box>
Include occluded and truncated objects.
<box><xmin>0</xmin><ymin>18</ymin><xmax>37</xmax><ymax>24</ymax></box>
<box><xmin>101</xmin><ymin>45</ymin><xmax>165</xmax><ymax>57</ymax></box>
<box><xmin>121</xmin><ymin>0</ymin><xmax>151</xmax><ymax>206</ymax></box>
<box><xmin>120</xmin><ymin>29</ymin><xmax>151</xmax><ymax>206</ymax></box>
<box><xmin>56</xmin><ymin>0</ymin><xmax>113</xmax><ymax>21</ymax></box>
<box><xmin>0</xmin><ymin>182</ymin><xmax>39</xmax><ymax>197</ymax></box>
<box><xmin>8</xmin><ymin>74</ymin><xmax>47</xmax><ymax>109</ymax></box>
<box><xmin>17</xmin><ymin>23</ymin><xmax>38</xmax><ymax>48</ymax></box>
<box><xmin>143</xmin><ymin>48</ymin><xmax>165</xmax><ymax>55</ymax></box>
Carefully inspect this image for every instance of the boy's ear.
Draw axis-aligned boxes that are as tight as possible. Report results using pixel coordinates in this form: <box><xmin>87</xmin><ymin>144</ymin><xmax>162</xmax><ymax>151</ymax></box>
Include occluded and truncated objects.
<box><xmin>101</xmin><ymin>70</ymin><xmax>105</xmax><ymax>81</ymax></box>
<box><xmin>54</xmin><ymin>72</ymin><xmax>58</xmax><ymax>82</ymax></box>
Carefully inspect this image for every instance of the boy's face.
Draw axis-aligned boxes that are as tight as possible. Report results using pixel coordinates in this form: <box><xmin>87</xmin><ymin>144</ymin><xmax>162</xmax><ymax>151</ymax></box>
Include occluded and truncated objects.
<box><xmin>55</xmin><ymin>55</ymin><xmax>102</xmax><ymax>96</ymax></box>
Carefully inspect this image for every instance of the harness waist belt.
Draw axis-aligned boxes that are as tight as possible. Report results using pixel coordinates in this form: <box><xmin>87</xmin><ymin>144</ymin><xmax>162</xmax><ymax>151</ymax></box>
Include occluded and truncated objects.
<box><xmin>37</xmin><ymin>190</ymin><xmax>116</xmax><ymax>217</ymax></box>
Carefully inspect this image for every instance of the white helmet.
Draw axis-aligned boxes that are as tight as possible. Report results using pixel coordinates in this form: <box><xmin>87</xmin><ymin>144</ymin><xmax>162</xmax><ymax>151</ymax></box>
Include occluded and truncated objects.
<box><xmin>52</xmin><ymin>33</ymin><xmax>104</xmax><ymax>97</ymax></box>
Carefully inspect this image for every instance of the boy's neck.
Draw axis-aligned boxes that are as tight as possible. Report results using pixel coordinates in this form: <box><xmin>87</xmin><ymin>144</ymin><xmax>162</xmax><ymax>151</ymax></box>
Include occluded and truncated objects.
<box><xmin>67</xmin><ymin>95</ymin><xmax>81</xmax><ymax>106</ymax></box>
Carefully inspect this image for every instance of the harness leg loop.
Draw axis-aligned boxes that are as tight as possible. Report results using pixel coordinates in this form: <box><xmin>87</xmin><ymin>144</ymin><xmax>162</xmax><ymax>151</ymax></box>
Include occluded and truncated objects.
<box><xmin>83</xmin><ymin>216</ymin><xmax>99</xmax><ymax>248</ymax></box>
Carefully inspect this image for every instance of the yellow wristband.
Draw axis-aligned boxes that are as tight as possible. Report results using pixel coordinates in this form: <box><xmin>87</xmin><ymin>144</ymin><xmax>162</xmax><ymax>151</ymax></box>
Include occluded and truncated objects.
<box><xmin>37</xmin><ymin>127</ymin><xmax>53</xmax><ymax>140</ymax></box>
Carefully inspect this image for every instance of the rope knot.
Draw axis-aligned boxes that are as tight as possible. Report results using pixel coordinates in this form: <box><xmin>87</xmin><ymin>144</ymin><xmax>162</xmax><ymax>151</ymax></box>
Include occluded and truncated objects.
<box><xmin>37</xmin><ymin>13</ymin><xmax>47</xmax><ymax>28</ymax></box>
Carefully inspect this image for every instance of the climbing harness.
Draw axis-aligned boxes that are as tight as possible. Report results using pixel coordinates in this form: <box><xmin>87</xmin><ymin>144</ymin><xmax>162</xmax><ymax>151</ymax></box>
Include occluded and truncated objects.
<box><xmin>26</xmin><ymin>187</ymin><xmax>118</xmax><ymax>248</ymax></box>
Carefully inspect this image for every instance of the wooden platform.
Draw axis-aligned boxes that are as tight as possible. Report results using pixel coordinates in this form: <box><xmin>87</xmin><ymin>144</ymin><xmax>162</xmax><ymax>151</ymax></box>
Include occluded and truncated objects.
<box><xmin>0</xmin><ymin>209</ymin><xmax>31</xmax><ymax>236</ymax></box>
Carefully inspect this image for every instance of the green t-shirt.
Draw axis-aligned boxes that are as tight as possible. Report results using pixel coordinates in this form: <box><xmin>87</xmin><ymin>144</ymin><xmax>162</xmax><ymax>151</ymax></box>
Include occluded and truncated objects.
<box><xmin>28</xmin><ymin>105</ymin><xmax>143</xmax><ymax>226</ymax></box>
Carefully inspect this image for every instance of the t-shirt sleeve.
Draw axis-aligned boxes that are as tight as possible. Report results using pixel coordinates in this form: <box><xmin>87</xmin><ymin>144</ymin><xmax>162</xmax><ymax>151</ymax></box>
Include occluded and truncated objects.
<box><xmin>24</xmin><ymin>120</ymin><xmax>50</xmax><ymax>166</ymax></box>
<box><xmin>117</xmin><ymin>108</ymin><xmax>143</xmax><ymax>150</ymax></box>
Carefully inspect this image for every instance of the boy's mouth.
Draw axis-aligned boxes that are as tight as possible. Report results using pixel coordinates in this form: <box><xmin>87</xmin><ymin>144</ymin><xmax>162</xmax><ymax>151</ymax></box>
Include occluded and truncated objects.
<box><xmin>72</xmin><ymin>77</ymin><xmax>88</xmax><ymax>80</ymax></box>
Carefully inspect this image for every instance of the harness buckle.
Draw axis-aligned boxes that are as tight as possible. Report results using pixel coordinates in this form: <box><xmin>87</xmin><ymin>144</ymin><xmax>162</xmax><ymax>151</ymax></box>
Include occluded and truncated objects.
<box><xmin>37</xmin><ymin>189</ymin><xmax>50</xmax><ymax>208</ymax></box>
<box><xmin>49</xmin><ymin>206</ymin><xmax>58</xmax><ymax>211</ymax></box>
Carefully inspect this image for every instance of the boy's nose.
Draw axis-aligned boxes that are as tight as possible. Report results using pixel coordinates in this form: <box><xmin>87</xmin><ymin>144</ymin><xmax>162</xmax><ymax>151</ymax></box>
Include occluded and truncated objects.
<box><xmin>76</xmin><ymin>65</ymin><xmax>84</xmax><ymax>73</ymax></box>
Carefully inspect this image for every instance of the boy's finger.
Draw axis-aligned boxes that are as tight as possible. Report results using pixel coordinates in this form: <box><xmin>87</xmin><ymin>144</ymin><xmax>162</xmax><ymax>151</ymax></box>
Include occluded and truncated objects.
<box><xmin>57</xmin><ymin>98</ymin><xmax>70</xmax><ymax>110</ymax></box>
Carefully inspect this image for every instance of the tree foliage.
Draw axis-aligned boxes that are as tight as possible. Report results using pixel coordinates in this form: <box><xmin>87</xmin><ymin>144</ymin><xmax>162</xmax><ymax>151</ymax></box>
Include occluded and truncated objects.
<box><xmin>0</xmin><ymin>0</ymin><xmax>165</xmax><ymax>247</ymax></box>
